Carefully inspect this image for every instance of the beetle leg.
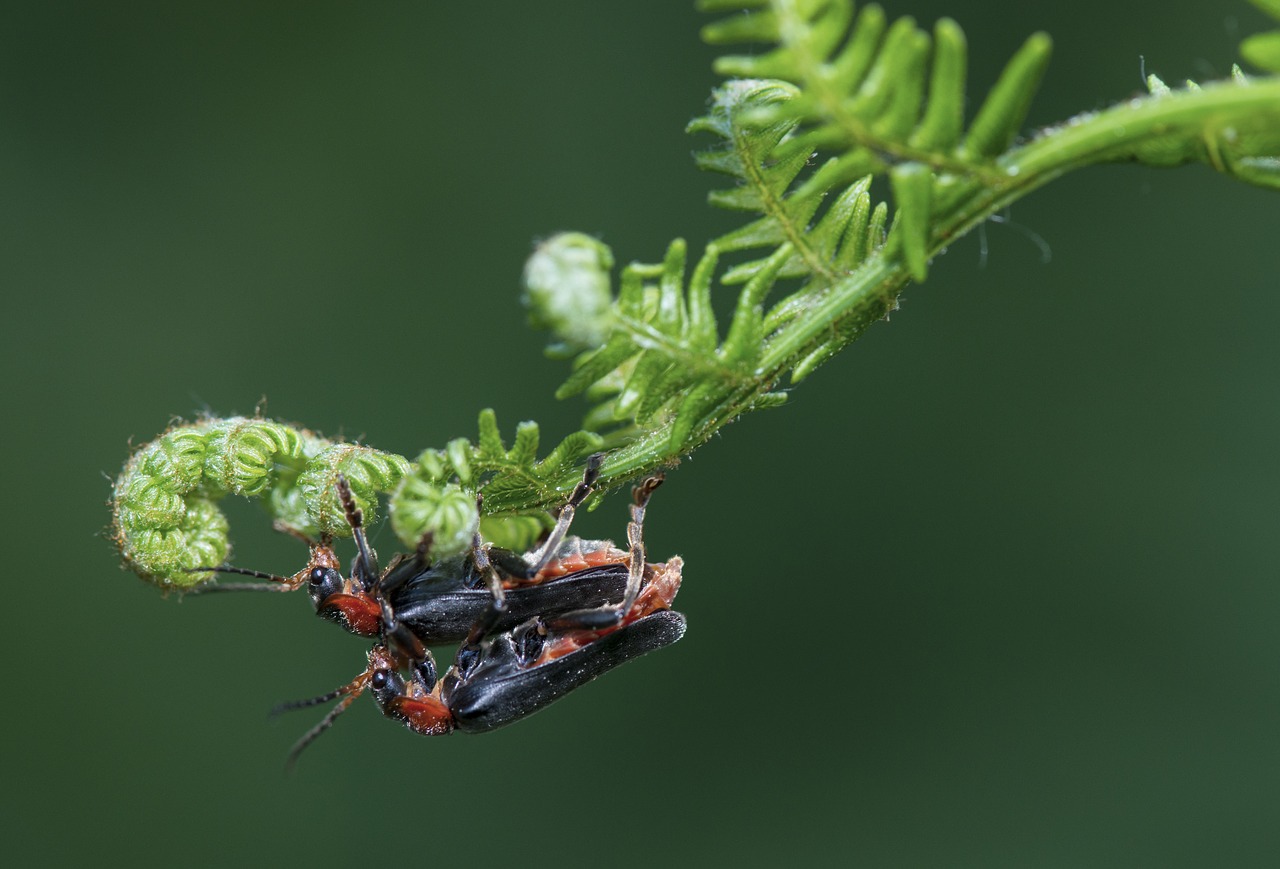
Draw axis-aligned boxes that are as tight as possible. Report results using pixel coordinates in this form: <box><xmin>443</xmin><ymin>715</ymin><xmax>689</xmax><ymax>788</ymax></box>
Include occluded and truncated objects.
<box><xmin>617</xmin><ymin>474</ymin><xmax>663</xmax><ymax>615</ymax></box>
<box><xmin>459</xmin><ymin>535</ymin><xmax>509</xmax><ymax>650</ymax></box>
<box><xmin>270</xmin><ymin>657</ymin><xmax>379</xmax><ymax>772</ymax></box>
<box><xmin>379</xmin><ymin>593</ymin><xmax>430</xmax><ymax>667</ymax></box>
<box><xmin>453</xmin><ymin>457</ymin><xmax>613</xmax><ymax>647</ymax></box>
<box><xmin>373</xmin><ymin>530</ymin><xmax>433</xmax><ymax>601</ymax></box>
<box><xmin>460</xmin><ymin>453</ymin><xmax>602</xmax><ymax>605</ymax></box>
<box><xmin>484</xmin><ymin>546</ymin><xmax>544</xmax><ymax>581</ymax></box>
<box><xmin>478</xmin><ymin>453</ymin><xmax>604</xmax><ymax>586</ymax></box>
<box><xmin>541</xmin><ymin>474</ymin><xmax>664</xmax><ymax>632</ymax></box>
<box><xmin>336</xmin><ymin>475</ymin><xmax>380</xmax><ymax>592</ymax></box>
<box><xmin>517</xmin><ymin>452</ymin><xmax>603</xmax><ymax>578</ymax></box>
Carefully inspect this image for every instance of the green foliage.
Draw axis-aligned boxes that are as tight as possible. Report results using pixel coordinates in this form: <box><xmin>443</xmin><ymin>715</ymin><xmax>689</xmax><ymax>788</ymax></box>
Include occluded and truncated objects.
<box><xmin>387</xmin><ymin>408</ymin><xmax>606</xmax><ymax>551</ymax></box>
<box><xmin>698</xmin><ymin>0</ymin><xmax>1051</xmax><ymax>282</ymax></box>
<box><xmin>113</xmin><ymin>411</ymin><xmax>602</xmax><ymax>589</ymax></box>
<box><xmin>112</xmin><ymin>418</ymin><xmax>409</xmax><ymax>589</ymax></box>
<box><xmin>110</xmin><ymin>1</ymin><xmax>1280</xmax><ymax>588</ymax></box>
<box><xmin>1243</xmin><ymin>0</ymin><xmax>1280</xmax><ymax>73</ymax></box>
<box><xmin>523</xmin><ymin>233</ymin><xmax>617</xmax><ymax>358</ymax></box>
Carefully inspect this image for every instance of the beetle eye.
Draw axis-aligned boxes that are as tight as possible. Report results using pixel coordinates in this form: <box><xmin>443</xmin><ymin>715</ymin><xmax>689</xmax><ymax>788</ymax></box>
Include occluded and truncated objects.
<box><xmin>308</xmin><ymin>567</ymin><xmax>343</xmax><ymax>602</ymax></box>
<box><xmin>370</xmin><ymin>669</ymin><xmax>389</xmax><ymax>690</ymax></box>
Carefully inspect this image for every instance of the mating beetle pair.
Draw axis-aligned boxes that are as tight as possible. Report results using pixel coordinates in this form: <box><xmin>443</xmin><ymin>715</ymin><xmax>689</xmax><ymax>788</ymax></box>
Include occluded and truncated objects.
<box><xmin>194</xmin><ymin>456</ymin><xmax>685</xmax><ymax>764</ymax></box>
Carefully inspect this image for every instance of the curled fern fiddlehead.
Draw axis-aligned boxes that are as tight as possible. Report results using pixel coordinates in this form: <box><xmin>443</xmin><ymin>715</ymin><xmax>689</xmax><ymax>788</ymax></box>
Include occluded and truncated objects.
<box><xmin>113</xmin><ymin>418</ymin><xmax>409</xmax><ymax>590</ymax></box>
<box><xmin>523</xmin><ymin>233</ymin><xmax>617</xmax><ymax>358</ymax></box>
<box><xmin>113</xmin><ymin>412</ymin><xmax>610</xmax><ymax>589</ymax></box>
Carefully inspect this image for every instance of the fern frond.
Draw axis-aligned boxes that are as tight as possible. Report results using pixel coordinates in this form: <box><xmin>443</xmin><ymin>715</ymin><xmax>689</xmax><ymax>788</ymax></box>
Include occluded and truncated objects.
<box><xmin>111</xmin><ymin>2</ymin><xmax>1280</xmax><ymax>588</ymax></box>
<box><xmin>543</xmin><ymin>236</ymin><xmax>752</xmax><ymax>422</ymax></box>
<box><xmin>387</xmin><ymin>409</ymin><xmax>605</xmax><ymax>551</ymax></box>
<box><xmin>702</xmin><ymin>1</ymin><xmax>1049</xmax><ymax>173</ymax></box>
<box><xmin>698</xmin><ymin>0</ymin><xmax>1051</xmax><ymax>282</ymax></box>
<box><xmin>527</xmin><ymin>231</ymin><xmax>797</xmax><ymax>459</ymax></box>
<box><xmin>113</xmin><ymin>412</ymin><xmax>607</xmax><ymax>587</ymax></box>
<box><xmin>1243</xmin><ymin>0</ymin><xmax>1280</xmax><ymax>74</ymax></box>
<box><xmin>530</xmin><ymin>2</ymin><xmax>1280</xmax><ymax>482</ymax></box>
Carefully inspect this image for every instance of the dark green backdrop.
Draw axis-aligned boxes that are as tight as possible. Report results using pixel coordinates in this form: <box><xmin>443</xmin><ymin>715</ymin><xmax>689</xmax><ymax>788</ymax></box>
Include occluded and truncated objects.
<box><xmin>4</xmin><ymin>1</ymin><xmax>1279</xmax><ymax>865</ymax></box>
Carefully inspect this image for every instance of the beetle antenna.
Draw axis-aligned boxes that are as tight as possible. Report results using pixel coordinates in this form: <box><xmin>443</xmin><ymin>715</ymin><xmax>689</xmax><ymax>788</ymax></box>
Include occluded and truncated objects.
<box><xmin>182</xmin><ymin>566</ymin><xmax>298</xmax><ymax>594</ymax></box>
<box><xmin>186</xmin><ymin>581</ymin><xmax>294</xmax><ymax>594</ymax></box>
<box><xmin>283</xmin><ymin>694</ymin><xmax>359</xmax><ymax>774</ymax></box>
<box><xmin>270</xmin><ymin>663</ymin><xmax>374</xmax><ymax>771</ymax></box>
<box><xmin>269</xmin><ymin>687</ymin><xmax>349</xmax><ymax>716</ymax></box>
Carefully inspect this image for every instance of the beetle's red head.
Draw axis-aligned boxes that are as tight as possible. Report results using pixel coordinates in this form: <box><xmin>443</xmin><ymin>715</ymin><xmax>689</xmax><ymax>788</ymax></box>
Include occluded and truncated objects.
<box><xmin>303</xmin><ymin>544</ymin><xmax>383</xmax><ymax>637</ymax></box>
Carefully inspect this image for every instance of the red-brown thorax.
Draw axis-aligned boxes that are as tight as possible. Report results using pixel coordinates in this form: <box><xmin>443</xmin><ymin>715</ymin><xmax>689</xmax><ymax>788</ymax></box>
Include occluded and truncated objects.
<box><xmin>320</xmin><ymin>593</ymin><xmax>381</xmax><ymax>636</ymax></box>
<box><xmin>367</xmin><ymin>646</ymin><xmax>454</xmax><ymax>735</ymax></box>
<box><xmin>306</xmin><ymin>543</ymin><xmax>381</xmax><ymax>636</ymax></box>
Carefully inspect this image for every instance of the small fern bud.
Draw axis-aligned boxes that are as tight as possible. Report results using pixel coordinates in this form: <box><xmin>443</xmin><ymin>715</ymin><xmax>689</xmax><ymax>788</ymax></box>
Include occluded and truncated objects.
<box><xmin>390</xmin><ymin>472</ymin><xmax>479</xmax><ymax>559</ymax></box>
<box><xmin>523</xmin><ymin>232</ymin><xmax>616</xmax><ymax>357</ymax></box>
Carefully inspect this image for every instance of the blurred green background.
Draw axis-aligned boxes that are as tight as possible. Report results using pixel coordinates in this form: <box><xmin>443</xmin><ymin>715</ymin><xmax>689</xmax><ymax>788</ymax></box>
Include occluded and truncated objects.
<box><xmin>4</xmin><ymin>1</ymin><xmax>1279</xmax><ymax>865</ymax></box>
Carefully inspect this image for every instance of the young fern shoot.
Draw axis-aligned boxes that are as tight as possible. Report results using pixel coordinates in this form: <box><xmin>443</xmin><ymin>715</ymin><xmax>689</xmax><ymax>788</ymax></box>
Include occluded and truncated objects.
<box><xmin>111</xmin><ymin>0</ymin><xmax>1280</xmax><ymax>590</ymax></box>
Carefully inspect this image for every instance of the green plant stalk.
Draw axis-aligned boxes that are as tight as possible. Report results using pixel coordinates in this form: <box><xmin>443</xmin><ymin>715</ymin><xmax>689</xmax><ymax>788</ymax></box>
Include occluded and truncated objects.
<box><xmin>485</xmin><ymin>79</ymin><xmax>1280</xmax><ymax>513</ymax></box>
<box><xmin>112</xmin><ymin>4</ymin><xmax>1280</xmax><ymax>581</ymax></box>
<box><xmin>766</xmin><ymin>80</ymin><xmax>1280</xmax><ymax>370</ymax></box>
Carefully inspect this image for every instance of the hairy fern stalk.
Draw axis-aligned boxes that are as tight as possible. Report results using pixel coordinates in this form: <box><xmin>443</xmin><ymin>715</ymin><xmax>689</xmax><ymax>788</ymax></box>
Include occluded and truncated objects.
<box><xmin>113</xmin><ymin>0</ymin><xmax>1280</xmax><ymax>589</ymax></box>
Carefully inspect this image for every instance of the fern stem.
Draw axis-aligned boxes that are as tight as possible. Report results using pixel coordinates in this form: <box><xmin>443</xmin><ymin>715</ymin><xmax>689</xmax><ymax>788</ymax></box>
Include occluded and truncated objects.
<box><xmin>613</xmin><ymin>313</ymin><xmax>748</xmax><ymax>384</ymax></box>
<box><xmin>1008</xmin><ymin>79</ymin><xmax>1280</xmax><ymax>179</ymax></box>
<box><xmin>936</xmin><ymin>78</ymin><xmax>1280</xmax><ymax>244</ymax></box>
<box><xmin>763</xmin><ymin>79</ymin><xmax>1280</xmax><ymax>377</ymax></box>
<box><xmin>759</xmin><ymin>256</ymin><xmax>900</xmax><ymax>370</ymax></box>
<box><xmin>730</xmin><ymin>116</ymin><xmax>839</xmax><ymax>282</ymax></box>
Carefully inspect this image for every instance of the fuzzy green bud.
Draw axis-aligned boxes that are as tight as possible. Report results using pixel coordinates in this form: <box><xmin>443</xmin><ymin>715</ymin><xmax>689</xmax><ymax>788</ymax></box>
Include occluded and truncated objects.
<box><xmin>523</xmin><ymin>232</ymin><xmax>616</xmax><ymax>357</ymax></box>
